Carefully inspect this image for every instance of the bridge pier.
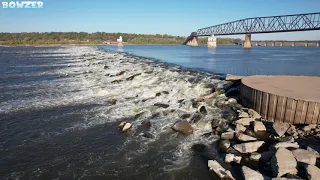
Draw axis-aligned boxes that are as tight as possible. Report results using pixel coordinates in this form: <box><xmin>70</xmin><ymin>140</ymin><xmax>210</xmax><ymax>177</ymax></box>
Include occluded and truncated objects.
<box><xmin>207</xmin><ymin>35</ymin><xmax>217</xmax><ymax>48</ymax></box>
<box><xmin>292</xmin><ymin>42</ymin><xmax>295</xmax><ymax>46</ymax></box>
<box><xmin>243</xmin><ymin>34</ymin><xmax>251</xmax><ymax>48</ymax></box>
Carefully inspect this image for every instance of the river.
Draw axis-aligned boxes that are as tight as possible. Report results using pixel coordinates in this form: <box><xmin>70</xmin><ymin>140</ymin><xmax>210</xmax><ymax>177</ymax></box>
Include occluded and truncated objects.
<box><xmin>100</xmin><ymin>45</ymin><xmax>320</xmax><ymax>76</ymax></box>
<box><xmin>0</xmin><ymin>45</ymin><xmax>319</xmax><ymax>180</ymax></box>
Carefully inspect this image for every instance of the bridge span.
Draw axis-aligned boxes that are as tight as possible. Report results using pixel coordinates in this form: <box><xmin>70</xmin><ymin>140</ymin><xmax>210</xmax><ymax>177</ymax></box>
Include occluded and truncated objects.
<box><xmin>184</xmin><ymin>12</ymin><xmax>320</xmax><ymax>48</ymax></box>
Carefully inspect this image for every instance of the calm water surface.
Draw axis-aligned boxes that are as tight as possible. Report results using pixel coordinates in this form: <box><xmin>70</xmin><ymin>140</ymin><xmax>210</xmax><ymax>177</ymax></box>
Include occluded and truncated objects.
<box><xmin>100</xmin><ymin>45</ymin><xmax>320</xmax><ymax>76</ymax></box>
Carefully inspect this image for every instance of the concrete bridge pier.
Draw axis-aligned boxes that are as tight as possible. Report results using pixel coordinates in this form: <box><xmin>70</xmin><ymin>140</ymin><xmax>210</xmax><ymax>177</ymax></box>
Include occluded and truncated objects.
<box><xmin>207</xmin><ymin>35</ymin><xmax>217</xmax><ymax>48</ymax></box>
<box><xmin>243</xmin><ymin>34</ymin><xmax>252</xmax><ymax>48</ymax></box>
<box><xmin>292</xmin><ymin>42</ymin><xmax>295</xmax><ymax>46</ymax></box>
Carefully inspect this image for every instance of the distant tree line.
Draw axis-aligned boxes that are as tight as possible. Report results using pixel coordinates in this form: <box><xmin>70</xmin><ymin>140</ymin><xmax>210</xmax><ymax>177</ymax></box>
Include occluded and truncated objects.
<box><xmin>0</xmin><ymin>32</ymin><xmax>239</xmax><ymax>45</ymax></box>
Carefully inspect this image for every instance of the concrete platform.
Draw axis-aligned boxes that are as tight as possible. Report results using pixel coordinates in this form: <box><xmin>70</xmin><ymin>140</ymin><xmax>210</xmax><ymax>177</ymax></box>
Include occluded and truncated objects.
<box><xmin>240</xmin><ymin>75</ymin><xmax>320</xmax><ymax>124</ymax></box>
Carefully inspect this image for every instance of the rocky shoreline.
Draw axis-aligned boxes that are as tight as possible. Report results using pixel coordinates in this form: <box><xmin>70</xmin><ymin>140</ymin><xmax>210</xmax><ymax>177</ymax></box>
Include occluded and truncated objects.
<box><xmin>68</xmin><ymin>46</ymin><xmax>319</xmax><ymax>179</ymax></box>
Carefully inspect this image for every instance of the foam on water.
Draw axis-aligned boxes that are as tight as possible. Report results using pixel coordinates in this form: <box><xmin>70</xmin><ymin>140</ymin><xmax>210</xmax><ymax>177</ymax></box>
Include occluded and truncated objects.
<box><xmin>1</xmin><ymin>46</ymin><xmax>230</xmax><ymax>179</ymax></box>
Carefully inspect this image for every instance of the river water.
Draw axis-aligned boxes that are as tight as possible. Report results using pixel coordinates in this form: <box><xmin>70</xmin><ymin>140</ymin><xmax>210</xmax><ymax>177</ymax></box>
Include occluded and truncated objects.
<box><xmin>101</xmin><ymin>45</ymin><xmax>320</xmax><ymax>76</ymax></box>
<box><xmin>0</xmin><ymin>45</ymin><xmax>319</xmax><ymax>180</ymax></box>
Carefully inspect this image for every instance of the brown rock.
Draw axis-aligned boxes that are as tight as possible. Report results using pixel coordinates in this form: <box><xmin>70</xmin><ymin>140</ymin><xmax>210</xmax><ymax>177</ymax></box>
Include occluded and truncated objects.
<box><xmin>248</xmin><ymin>109</ymin><xmax>261</xmax><ymax>120</ymax></box>
<box><xmin>172</xmin><ymin>120</ymin><xmax>193</xmax><ymax>135</ymax></box>
<box><xmin>291</xmin><ymin>149</ymin><xmax>317</xmax><ymax>165</ymax></box>
<box><xmin>254</xmin><ymin>121</ymin><xmax>266</xmax><ymax>132</ymax></box>
<box><xmin>236</xmin><ymin>133</ymin><xmax>257</xmax><ymax>142</ymax></box>
<box><xmin>208</xmin><ymin>160</ymin><xmax>235</xmax><ymax>180</ymax></box>
<box><xmin>239</xmin><ymin>111</ymin><xmax>250</xmax><ymax>118</ymax></box>
<box><xmin>221</xmin><ymin>132</ymin><xmax>234</xmax><ymax>140</ymax></box>
<box><xmin>286</xmin><ymin>125</ymin><xmax>298</xmax><ymax>136</ymax></box>
<box><xmin>234</xmin><ymin>118</ymin><xmax>256</xmax><ymax>126</ymax></box>
<box><xmin>305</xmin><ymin>164</ymin><xmax>320</xmax><ymax>180</ymax></box>
<box><xmin>242</xmin><ymin>166</ymin><xmax>266</xmax><ymax>180</ymax></box>
<box><xmin>236</xmin><ymin>124</ymin><xmax>247</xmax><ymax>133</ymax></box>
<box><xmin>271</xmin><ymin>148</ymin><xmax>297</xmax><ymax>177</ymax></box>
<box><xmin>233</xmin><ymin>141</ymin><xmax>265</xmax><ymax>153</ymax></box>
<box><xmin>273</xmin><ymin>121</ymin><xmax>290</xmax><ymax>137</ymax></box>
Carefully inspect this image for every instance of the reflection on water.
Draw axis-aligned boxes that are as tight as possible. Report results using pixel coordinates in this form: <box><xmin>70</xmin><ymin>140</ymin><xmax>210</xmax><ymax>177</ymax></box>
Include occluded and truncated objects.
<box><xmin>207</xmin><ymin>48</ymin><xmax>216</xmax><ymax>55</ymax></box>
<box><xmin>100</xmin><ymin>45</ymin><xmax>320</xmax><ymax>76</ymax></box>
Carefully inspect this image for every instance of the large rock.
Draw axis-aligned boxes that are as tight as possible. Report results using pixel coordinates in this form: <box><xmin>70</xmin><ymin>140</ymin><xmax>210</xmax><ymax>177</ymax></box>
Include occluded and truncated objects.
<box><xmin>242</xmin><ymin>166</ymin><xmax>266</xmax><ymax>180</ymax></box>
<box><xmin>307</xmin><ymin>145</ymin><xmax>320</xmax><ymax>158</ymax></box>
<box><xmin>303</xmin><ymin>124</ymin><xmax>317</xmax><ymax>132</ymax></box>
<box><xmin>254</xmin><ymin>121</ymin><xmax>266</xmax><ymax>132</ymax></box>
<box><xmin>248</xmin><ymin>109</ymin><xmax>262</xmax><ymax>120</ymax></box>
<box><xmin>208</xmin><ymin>160</ymin><xmax>235</xmax><ymax>180</ymax></box>
<box><xmin>118</xmin><ymin>121</ymin><xmax>132</xmax><ymax>132</ymax></box>
<box><xmin>196</xmin><ymin>120</ymin><xmax>212</xmax><ymax>135</ymax></box>
<box><xmin>225</xmin><ymin>153</ymin><xmax>242</xmax><ymax>164</ymax></box>
<box><xmin>239</xmin><ymin>111</ymin><xmax>250</xmax><ymax>118</ymax></box>
<box><xmin>234</xmin><ymin>118</ymin><xmax>255</xmax><ymax>126</ymax></box>
<box><xmin>236</xmin><ymin>124</ymin><xmax>247</xmax><ymax>133</ymax></box>
<box><xmin>172</xmin><ymin>120</ymin><xmax>193</xmax><ymax>135</ymax></box>
<box><xmin>235</xmin><ymin>133</ymin><xmax>257</xmax><ymax>142</ymax></box>
<box><xmin>274</xmin><ymin>142</ymin><xmax>299</xmax><ymax>149</ymax></box>
<box><xmin>233</xmin><ymin>141</ymin><xmax>265</xmax><ymax>153</ymax></box>
<box><xmin>271</xmin><ymin>148</ymin><xmax>297</xmax><ymax>177</ymax></box>
<box><xmin>286</xmin><ymin>125</ymin><xmax>298</xmax><ymax>136</ymax></box>
<box><xmin>226</xmin><ymin>74</ymin><xmax>244</xmax><ymax>81</ymax></box>
<box><xmin>291</xmin><ymin>149</ymin><xmax>317</xmax><ymax>165</ymax></box>
<box><xmin>221</xmin><ymin>132</ymin><xmax>234</xmax><ymax>140</ymax></box>
<box><xmin>273</xmin><ymin>121</ymin><xmax>290</xmax><ymax>137</ymax></box>
<box><xmin>249</xmin><ymin>152</ymin><xmax>262</xmax><ymax>161</ymax></box>
<box><xmin>305</xmin><ymin>164</ymin><xmax>320</xmax><ymax>180</ymax></box>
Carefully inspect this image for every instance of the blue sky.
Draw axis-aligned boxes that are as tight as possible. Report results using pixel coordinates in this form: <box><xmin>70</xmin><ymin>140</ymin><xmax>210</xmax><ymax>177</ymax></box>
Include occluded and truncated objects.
<box><xmin>0</xmin><ymin>0</ymin><xmax>319</xmax><ymax>40</ymax></box>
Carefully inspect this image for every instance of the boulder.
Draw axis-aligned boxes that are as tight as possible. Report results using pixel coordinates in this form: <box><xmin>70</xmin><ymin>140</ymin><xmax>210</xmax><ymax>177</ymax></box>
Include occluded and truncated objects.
<box><xmin>250</xmin><ymin>152</ymin><xmax>261</xmax><ymax>161</ymax></box>
<box><xmin>306</xmin><ymin>145</ymin><xmax>320</xmax><ymax>158</ymax></box>
<box><xmin>233</xmin><ymin>141</ymin><xmax>265</xmax><ymax>153</ymax></box>
<box><xmin>274</xmin><ymin>142</ymin><xmax>299</xmax><ymax>149</ymax></box>
<box><xmin>221</xmin><ymin>132</ymin><xmax>234</xmax><ymax>140</ymax></box>
<box><xmin>196</xmin><ymin>120</ymin><xmax>212</xmax><ymax>135</ymax></box>
<box><xmin>234</xmin><ymin>118</ymin><xmax>256</xmax><ymax>126</ymax></box>
<box><xmin>305</xmin><ymin>164</ymin><xmax>320</xmax><ymax>180</ymax></box>
<box><xmin>228</xmin><ymin>98</ymin><xmax>237</xmax><ymax>104</ymax></box>
<box><xmin>225</xmin><ymin>153</ymin><xmax>242</xmax><ymax>164</ymax></box>
<box><xmin>239</xmin><ymin>111</ymin><xmax>250</xmax><ymax>118</ymax></box>
<box><xmin>273</xmin><ymin>121</ymin><xmax>290</xmax><ymax>137</ymax></box>
<box><xmin>172</xmin><ymin>120</ymin><xmax>193</xmax><ymax>135</ymax></box>
<box><xmin>236</xmin><ymin>124</ymin><xmax>247</xmax><ymax>133</ymax></box>
<box><xmin>303</xmin><ymin>124</ymin><xmax>317</xmax><ymax>132</ymax></box>
<box><xmin>122</xmin><ymin>123</ymin><xmax>132</xmax><ymax>132</ymax></box>
<box><xmin>236</xmin><ymin>133</ymin><xmax>257</xmax><ymax>142</ymax></box>
<box><xmin>242</xmin><ymin>166</ymin><xmax>266</xmax><ymax>180</ymax></box>
<box><xmin>286</xmin><ymin>125</ymin><xmax>298</xmax><ymax>136</ymax></box>
<box><xmin>254</xmin><ymin>121</ymin><xmax>266</xmax><ymax>132</ymax></box>
<box><xmin>117</xmin><ymin>122</ymin><xmax>132</xmax><ymax>132</ymax></box>
<box><xmin>219</xmin><ymin>140</ymin><xmax>231</xmax><ymax>152</ymax></box>
<box><xmin>248</xmin><ymin>109</ymin><xmax>262</xmax><ymax>120</ymax></box>
<box><xmin>208</xmin><ymin>160</ymin><xmax>235</xmax><ymax>180</ymax></box>
<box><xmin>271</xmin><ymin>148</ymin><xmax>297</xmax><ymax>177</ymax></box>
<box><xmin>291</xmin><ymin>149</ymin><xmax>317</xmax><ymax>165</ymax></box>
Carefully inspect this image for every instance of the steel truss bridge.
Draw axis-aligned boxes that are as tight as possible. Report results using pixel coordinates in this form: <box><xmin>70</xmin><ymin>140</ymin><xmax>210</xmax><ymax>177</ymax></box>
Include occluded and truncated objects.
<box><xmin>196</xmin><ymin>12</ymin><xmax>320</xmax><ymax>36</ymax></box>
